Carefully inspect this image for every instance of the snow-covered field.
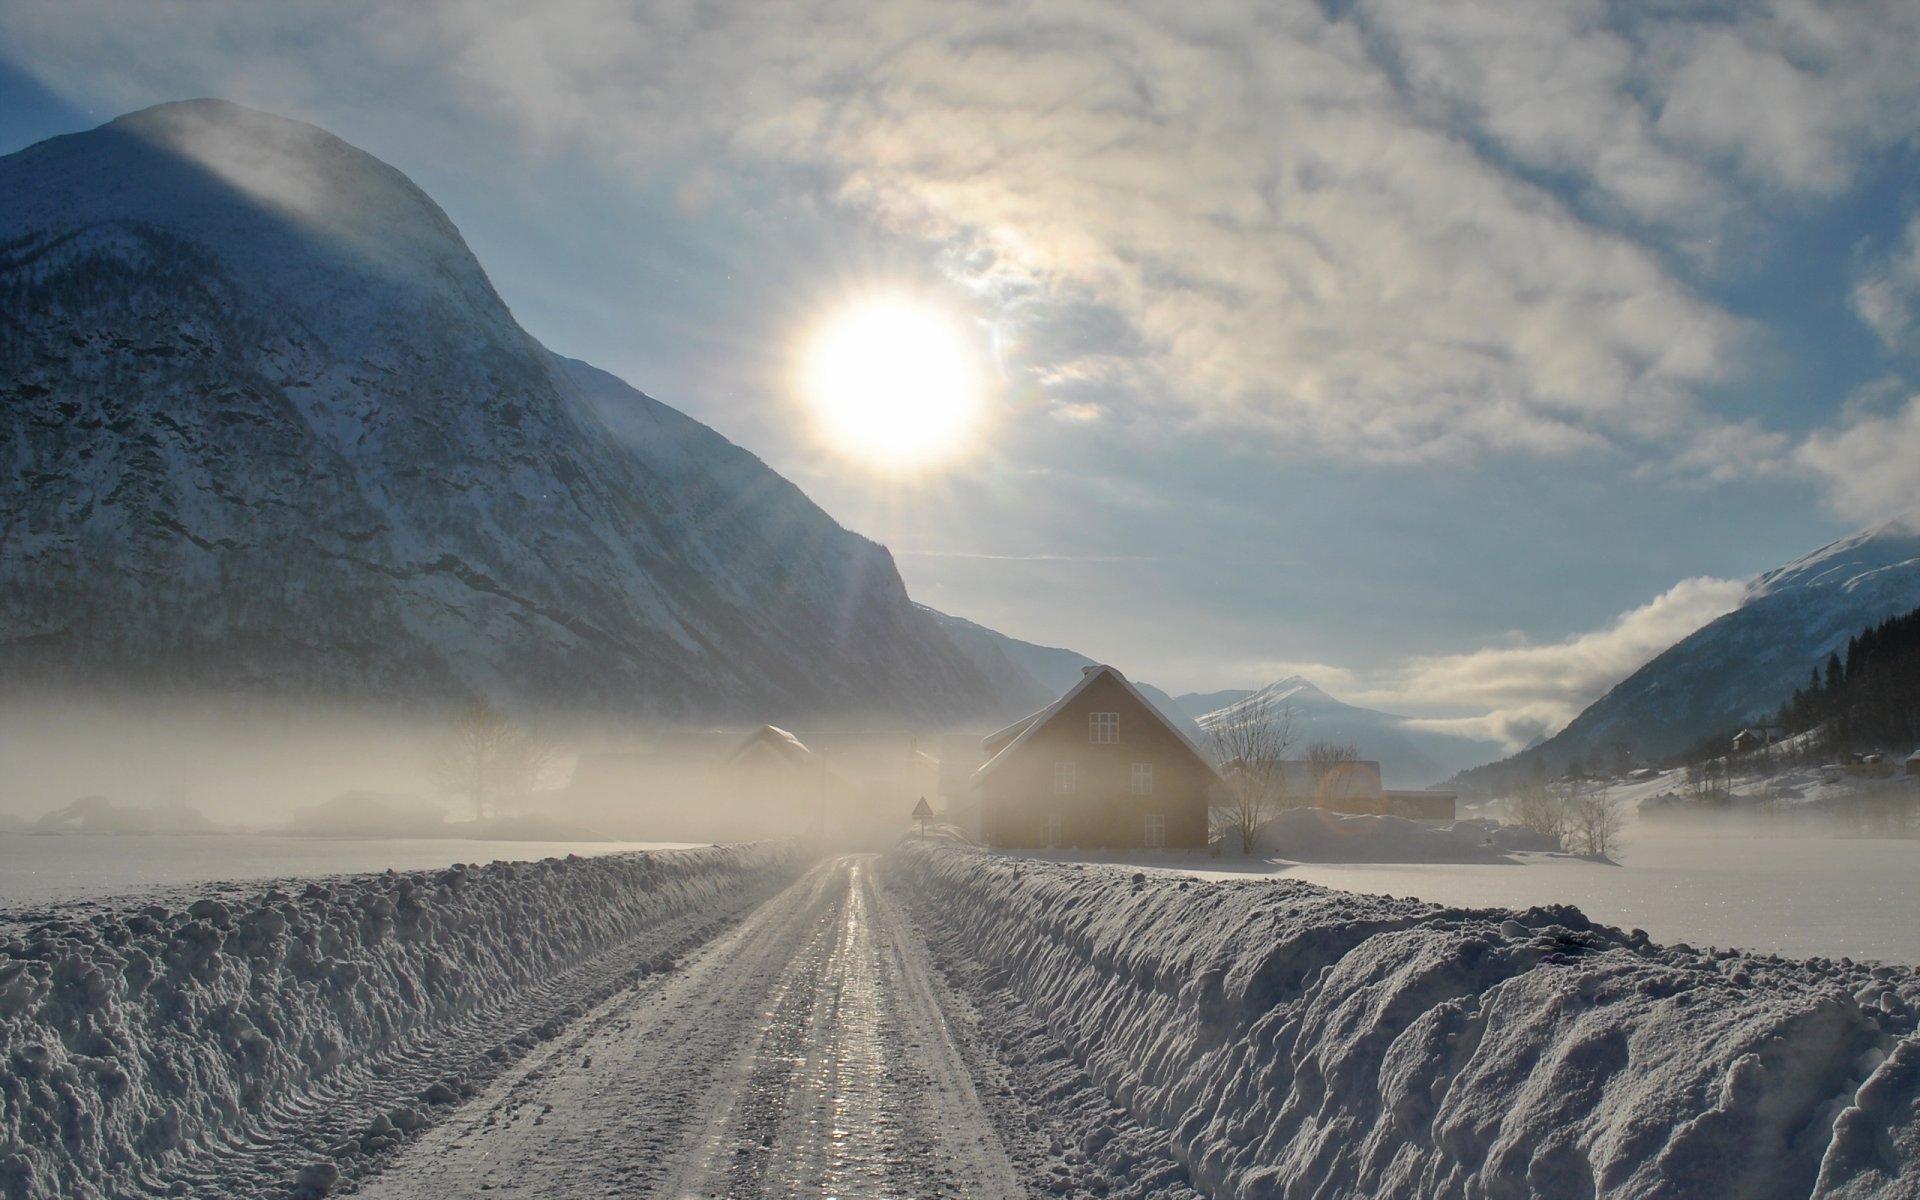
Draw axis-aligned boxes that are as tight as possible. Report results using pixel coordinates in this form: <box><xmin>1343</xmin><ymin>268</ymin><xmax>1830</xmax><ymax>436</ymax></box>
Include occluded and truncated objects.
<box><xmin>1025</xmin><ymin>804</ymin><xmax>1920</xmax><ymax>967</ymax></box>
<box><xmin>884</xmin><ymin>841</ymin><xmax>1920</xmax><ymax>1199</ymax></box>
<box><xmin>8</xmin><ymin>837</ymin><xmax>1920</xmax><ymax>1198</ymax></box>
<box><xmin>1282</xmin><ymin>828</ymin><xmax>1920</xmax><ymax>967</ymax></box>
<box><xmin>0</xmin><ymin>842</ymin><xmax>802</xmax><ymax>1199</ymax></box>
<box><xmin>0</xmin><ymin>834</ymin><xmax>703</xmax><ymax>908</ymax></box>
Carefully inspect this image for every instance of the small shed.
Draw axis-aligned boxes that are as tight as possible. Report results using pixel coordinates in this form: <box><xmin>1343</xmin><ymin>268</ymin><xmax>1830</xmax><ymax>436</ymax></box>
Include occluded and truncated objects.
<box><xmin>1906</xmin><ymin>749</ymin><xmax>1920</xmax><ymax>777</ymax></box>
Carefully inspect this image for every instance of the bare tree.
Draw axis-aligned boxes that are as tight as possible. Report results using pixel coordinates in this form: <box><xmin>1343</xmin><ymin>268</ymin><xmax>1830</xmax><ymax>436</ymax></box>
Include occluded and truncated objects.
<box><xmin>1567</xmin><ymin>780</ymin><xmax>1623</xmax><ymax>858</ymax></box>
<box><xmin>434</xmin><ymin>702</ymin><xmax>557</xmax><ymax>820</ymax></box>
<box><xmin>1305</xmin><ymin>740</ymin><xmax>1362</xmax><ymax>803</ymax></box>
<box><xmin>1205</xmin><ymin>693</ymin><xmax>1293</xmax><ymax>854</ymax></box>
<box><xmin>1512</xmin><ymin>770</ymin><xmax>1568</xmax><ymax>846</ymax></box>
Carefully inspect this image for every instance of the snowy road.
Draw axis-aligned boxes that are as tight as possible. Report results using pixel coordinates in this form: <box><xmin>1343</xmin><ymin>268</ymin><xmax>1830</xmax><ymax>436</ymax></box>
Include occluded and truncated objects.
<box><xmin>355</xmin><ymin>856</ymin><xmax>1023</xmax><ymax>1199</ymax></box>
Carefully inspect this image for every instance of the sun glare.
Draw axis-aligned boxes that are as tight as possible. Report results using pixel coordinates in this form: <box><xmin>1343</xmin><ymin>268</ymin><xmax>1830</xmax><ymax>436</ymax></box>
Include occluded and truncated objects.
<box><xmin>802</xmin><ymin>297</ymin><xmax>983</xmax><ymax>469</ymax></box>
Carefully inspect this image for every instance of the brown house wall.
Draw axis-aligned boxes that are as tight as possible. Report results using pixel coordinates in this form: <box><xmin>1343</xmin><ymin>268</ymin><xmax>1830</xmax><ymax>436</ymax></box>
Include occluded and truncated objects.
<box><xmin>980</xmin><ymin>673</ymin><xmax>1212</xmax><ymax>849</ymax></box>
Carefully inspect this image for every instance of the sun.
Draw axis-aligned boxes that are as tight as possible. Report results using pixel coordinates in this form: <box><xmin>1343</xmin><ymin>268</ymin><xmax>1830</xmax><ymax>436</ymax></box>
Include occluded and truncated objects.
<box><xmin>802</xmin><ymin>296</ymin><xmax>983</xmax><ymax>468</ymax></box>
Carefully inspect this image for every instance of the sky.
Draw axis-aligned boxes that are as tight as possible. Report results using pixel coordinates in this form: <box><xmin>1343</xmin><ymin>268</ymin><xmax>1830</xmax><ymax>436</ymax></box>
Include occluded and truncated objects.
<box><xmin>4</xmin><ymin>0</ymin><xmax>1918</xmax><ymax>750</ymax></box>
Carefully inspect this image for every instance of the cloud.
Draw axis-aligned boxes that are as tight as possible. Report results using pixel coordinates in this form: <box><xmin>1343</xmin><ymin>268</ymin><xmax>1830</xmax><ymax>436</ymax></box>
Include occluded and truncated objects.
<box><xmin>18</xmin><ymin>0</ymin><xmax>1912</xmax><ymax>469</ymax></box>
<box><xmin>1349</xmin><ymin>575</ymin><xmax>1748</xmax><ymax>750</ymax></box>
<box><xmin>7</xmin><ymin>0</ymin><xmax>1916</xmax><ymax>475</ymax></box>
<box><xmin>1851</xmin><ymin>211</ymin><xmax>1920</xmax><ymax>353</ymax></box>
<box><xmin>1794</xmin><ymin>391</ymin><xmax>1920</xmax><ymax>522</ymax></box>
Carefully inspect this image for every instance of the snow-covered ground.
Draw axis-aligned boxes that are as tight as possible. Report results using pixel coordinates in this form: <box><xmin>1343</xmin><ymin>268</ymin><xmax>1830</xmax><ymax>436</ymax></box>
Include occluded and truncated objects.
<box><xmin>9</xmin><ymin>838</ymin><xmax>1920</xmax><ymax>1198</ymax></box>
<box><xmin>0</xmin><ymin>834</ymin><xmax>702</xmax><ymax>908</ymax></box>
<box><xmin>1027</xmin><ymin>793</ymin><xmax>1920</xmax><ymax>965</ymax></box>
<box><xmin>886</xmin><ymin>841</ymin><xmax>1920</xmax><ymax>1199</ymax></box>
<box><xmin>354</xmin><ymin>856</ymin><xmax>1030</xmax><ymax>1199</ymax></box>
<box><xmin>0</xmin><ymin>843</ymin><xmax>801</xmax><ymax>1199</ymax></box>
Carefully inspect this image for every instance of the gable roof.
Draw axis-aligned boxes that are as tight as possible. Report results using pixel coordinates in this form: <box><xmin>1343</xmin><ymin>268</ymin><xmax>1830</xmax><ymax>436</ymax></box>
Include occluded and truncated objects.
<box><xmin>971</xmin><ymin>665</ymin><xmax>1221</xmax><ymax>786</ymax></box>
<box><xmin>726</xmin><ymin>724</ymin><xmax>814</xmax><ymax>770</ymax></box>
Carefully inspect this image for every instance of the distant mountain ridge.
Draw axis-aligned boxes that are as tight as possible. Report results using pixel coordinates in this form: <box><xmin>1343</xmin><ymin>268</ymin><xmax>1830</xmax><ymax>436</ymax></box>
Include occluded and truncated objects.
<box><xmin>0</xmin><ymin>100</ymin><xmax>1015</xmax><ymax>722</ymax></box>
<box><xmin>1192</xmin><ymin>676</ymin><xmax>1504</xmax><ymax>789</ymax></box>
<box><xmin>1450</xmin><ymin>516</ymin><xmax>1920</xmax><ymax>791</ymax></box>
<box><xmin>917</xmin><ymin>606</ymin><xmax>1205</xmax><ymax>742</ymax></box>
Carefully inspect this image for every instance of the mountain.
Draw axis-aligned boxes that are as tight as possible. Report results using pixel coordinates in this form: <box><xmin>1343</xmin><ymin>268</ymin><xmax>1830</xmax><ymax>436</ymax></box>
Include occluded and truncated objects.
<box><xmin>1451</xmin><ymin>516</ymin><xmax>1920</xmax><ymax>790</ymax></box>
<box><xmin>1195</xmin><ymin>677</ymin><xmax>1504</xmax><ymax>789</ymax></box>
<box><xmin>917</xmin><ymin>606</ymin><xmax>1204</xmax><ymax>742</ymax></box>
<box><xmin>0</xmin><ymin>99</ymin><xmax>1013</xmax><ymax>722</ymax></box>
<box><xmin>1174</xmin><ymin>689</ymin><xmax>1253</xmax><ymax>719</ymax></box>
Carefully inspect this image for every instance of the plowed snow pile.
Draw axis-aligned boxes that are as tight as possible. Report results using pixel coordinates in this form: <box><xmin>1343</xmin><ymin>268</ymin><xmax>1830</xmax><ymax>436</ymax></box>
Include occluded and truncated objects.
<box><xmin>0</xmin><ymin>843</ymin><xmax>802</xmax><ymax>1199</ymax></box>
<box><xmin>885</xmin><ymin>843</ymin><xmax>1920</xmax><ymax>1200</ymax></box>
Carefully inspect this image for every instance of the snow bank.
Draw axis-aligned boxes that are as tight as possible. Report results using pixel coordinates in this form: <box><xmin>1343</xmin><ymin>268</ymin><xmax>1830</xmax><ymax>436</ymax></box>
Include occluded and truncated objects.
<box><xmin>0</xmin><ymin>842</ymin><xmax>802</xmax><ymax>1199</ymax></box>
<box><xmin>884</xmin><ymin>844</ymin><xmax>1920</xmax><ymax>1199</ymax></box>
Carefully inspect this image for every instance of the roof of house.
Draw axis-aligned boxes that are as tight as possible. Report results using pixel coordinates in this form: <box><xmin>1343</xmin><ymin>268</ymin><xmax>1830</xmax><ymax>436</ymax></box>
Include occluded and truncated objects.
<box><xmin>971</xmin><ymin>665</ymin><xmax>1221</xmax><ymax>786</ymax></box>
<box><xmin>726</xmin><ymin>724</ymin><xmax>814</xmax><ymax>770</ymax></box>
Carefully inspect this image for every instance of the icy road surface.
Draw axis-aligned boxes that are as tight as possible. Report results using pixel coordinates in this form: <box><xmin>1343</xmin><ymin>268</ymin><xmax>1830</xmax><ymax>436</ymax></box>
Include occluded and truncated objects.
<box><xmin>355</xmin><ymin>856</ymin><xmax>1024</xmax><ymax>1199</ymax></box>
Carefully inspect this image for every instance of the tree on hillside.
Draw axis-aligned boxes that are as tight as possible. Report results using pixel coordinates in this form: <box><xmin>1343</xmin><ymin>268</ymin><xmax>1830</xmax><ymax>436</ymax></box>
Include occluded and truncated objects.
<box><xmin>433</xmin><ymin>702</ymin><xmax>557</xmax><ymax>820</ymax></box>
<box><xmin>1207</xmin><ymin>693</ymin><xmax>1294</xmax><ymax>854</ymax></box>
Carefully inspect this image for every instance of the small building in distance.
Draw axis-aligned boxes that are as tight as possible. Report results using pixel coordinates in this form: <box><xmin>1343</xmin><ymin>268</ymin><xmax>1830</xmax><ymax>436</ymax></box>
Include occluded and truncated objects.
<box><xmin>1907</xmin><ymin>748</ymin><xmax>1920</xmax><ymax>777</ymax></box>
<box><xmin>972</xmin><ymin>664</ymin><xmax>1219</xmax><ymax>849</ymax></box>
<box><xmin>1262</xmin><ymin>759</ymin><xmax>1457</xmax><ymax>822</ymax></box>
<box><xmin>1731</xmin><ymin>726</ymin><xmax>1785</xmax><ymax>754</ymax></box>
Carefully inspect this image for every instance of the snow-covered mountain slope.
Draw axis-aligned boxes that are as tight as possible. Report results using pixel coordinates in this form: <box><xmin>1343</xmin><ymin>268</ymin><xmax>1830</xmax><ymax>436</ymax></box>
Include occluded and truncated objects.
<box><xmin>916</xmin><ymin>606</ymin><xmax>1204</xmax><ymax>741</ymax></box>
<box><xmin>0</xmin><ymin>100</ymin><xmax>1011</xmax><ymax>721</ymax></box>
<box><xmin>1460</xmin><ymin>517</ymin><xmax>1920</xmax><ymax>783</ymax></box>
<box><xmin>1195</xmin><ymin>676</ymin><xmax>1504</xmax><ymax>789</ymax></box>
<box><xmin>1173</xmin><ymin>688</ymin><xmax>1252</xmax><ymax>718</ymax></box>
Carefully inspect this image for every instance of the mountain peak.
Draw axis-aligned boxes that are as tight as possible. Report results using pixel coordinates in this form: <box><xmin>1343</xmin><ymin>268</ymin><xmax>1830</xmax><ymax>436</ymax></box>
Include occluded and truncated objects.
<box><xmin>2</xmin><ymin>98</ymin><xmax>499</xmax><ymax>339</ymax></box>
<box><xmin>1747</xmin><ymin>514</ymin><xmax>1920</xmax><ymax>603</ymax></box>
<box><xmin>1261</xmin><ymin>675</ymin><xmax>1327</xmax><ymax>698</ymax></box>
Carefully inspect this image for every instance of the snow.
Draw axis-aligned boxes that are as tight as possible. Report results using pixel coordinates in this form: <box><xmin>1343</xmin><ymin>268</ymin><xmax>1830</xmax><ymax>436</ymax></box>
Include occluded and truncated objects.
<box><xmin>1254</xmin><ymin>809</ymin><xmax>1559</xmax><ymax>861</ymax></box>
<box><xmin>0</xmin><ymin>834</ymin><xmax>702</xmax><ymax>908</ymax></box>
<box><xmin>0</xmin><ymin>842</ymin><xmax>802</xmax><ymax>1199</ymax></box>
<box><xmin>883</xmin><ymin>841</ymin><xmax>1920</xmax><ymax>1199</ymax></box>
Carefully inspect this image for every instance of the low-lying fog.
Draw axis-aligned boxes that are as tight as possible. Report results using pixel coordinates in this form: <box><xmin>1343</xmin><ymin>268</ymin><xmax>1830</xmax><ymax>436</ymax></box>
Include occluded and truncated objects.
<box><xmin>0</xmin><ymin>693</ymin><xmax>966</xmax><ymax>899</ymax></box>
<box><xmin>5</xmin><ymin>696</ymin><xmax>1918</xmax><ymax>965</ymax></box>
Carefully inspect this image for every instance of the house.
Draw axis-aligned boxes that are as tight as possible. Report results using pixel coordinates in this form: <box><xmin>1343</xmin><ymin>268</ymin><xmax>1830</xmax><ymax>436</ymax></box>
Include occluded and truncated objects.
<box><xmin>971</xmin><ymin>665</ymin><xmax>1220</xmax><ymax>849</ymax></box>
<box><xmin>566</xmin><ymin>724</ymin><xmax>848</xmax><ymax>842</ymax></box>
<box><xmin>1259</xmin><ymin>758</ymin><xmax>1456</xmax><ymax>822</ymax></box>
<box><xmin>1908</xmin><ymin>749</ymin><xmax>1920</xmax><ymax>777</ymax></box>
<box><xmin>1731</xmin><ymin>726</ymin><xmax>1785</xmax><ymax>754</ymax></box>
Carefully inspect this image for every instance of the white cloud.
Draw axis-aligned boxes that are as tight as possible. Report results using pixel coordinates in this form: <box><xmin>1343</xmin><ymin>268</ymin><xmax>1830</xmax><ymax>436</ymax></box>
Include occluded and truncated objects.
<box><xmin>1851</xmin><ymin>212</ymin><xmax>1920</xmax><ymax>353</ymax></box>
<box><xmin>1794</xmin><ymin>392</ymin><xmax>1920</xmax><ymax>522</ymax></box>
<box><xmin>1667</xmin><ymin>421</ymin><xmax>1794</xmax><ymax>486</ymax></box>
<box><xmin>0</xmin><ymin>0</ymin><xmax>1794</xmax><ymax>466</ymax></box>
<box><xmin>1349</xmin><ymin>575</ymin><xmax>1748</xmax><ymax>750</ymax></box>
<box><xmin>6</xmin><ymin>0</ymin><xmax>1915</xmax><ymax>472</ymax></box>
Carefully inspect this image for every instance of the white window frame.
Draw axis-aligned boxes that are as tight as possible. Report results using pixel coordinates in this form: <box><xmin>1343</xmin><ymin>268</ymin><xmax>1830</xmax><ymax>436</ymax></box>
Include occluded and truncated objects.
<box><xmin>1042</xmin><ymin>813</ymin><xmax>1063</xmax><ymax>848</ymax></box>
<box><xmin>1089</xmin><ymin>711</ymin><xmax>1119</xmax><ymax>743</ymax></box>
<box><xmin>1054</xmin><ymin>761</ymin><xmax>1076</xmax><ymax>794</ymax></box>
<box><xmin>1130</xmin><ymin>762</ymin><xmax>1153</xmax><ymax>795</ymax></box>
<box><xmin>1144</xmin><ymin>812</ymin><xmax>1167</xmax><ymax>848</ymax></box>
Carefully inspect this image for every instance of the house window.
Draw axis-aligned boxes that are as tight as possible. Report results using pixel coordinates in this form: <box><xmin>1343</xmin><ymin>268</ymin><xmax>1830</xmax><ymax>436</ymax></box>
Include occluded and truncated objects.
<box><xmin>1054</xmin><ymin>761</ymin><xmax>1076</xmax><ymax>793</ymax></box>
<box><xmin>1042</xmin><ymin>813</ymin><xmax>1063</xmax><ymax>848</ymax></box>
<box><xmin>1144</xmin><ymin>812</ymin><xmax>1166</xmax><ymax>848</ymax></box>
<box><xmin>1089</xmin><ymin>712</ymin><xmax>1119</xmax><ymax>743</ymax></box>
<box><xmin>1131</xmin><ymin>763</ymin><xmax>1153</xmax><ymax>795</ymax></box>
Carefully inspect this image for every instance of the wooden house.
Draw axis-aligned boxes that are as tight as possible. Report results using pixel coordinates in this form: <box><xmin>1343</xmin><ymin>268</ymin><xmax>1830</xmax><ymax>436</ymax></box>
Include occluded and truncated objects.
<box><xmin>972</xmin><ymin>665</ymin><xmax>1219</xmax><ymax>849</ymax></box>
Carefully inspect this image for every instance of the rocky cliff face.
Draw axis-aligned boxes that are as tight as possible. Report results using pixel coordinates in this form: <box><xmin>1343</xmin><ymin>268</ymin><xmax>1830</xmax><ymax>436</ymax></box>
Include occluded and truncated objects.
<box><xmin>0</xmin><ymin>100</ymin><xmax>1007</xmax><ymax>722</ymax></box>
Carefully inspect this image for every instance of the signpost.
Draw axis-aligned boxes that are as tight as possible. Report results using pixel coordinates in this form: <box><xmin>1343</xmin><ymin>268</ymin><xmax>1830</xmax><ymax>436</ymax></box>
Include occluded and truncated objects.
<box><xmin>912</xmin><ymin>796</ymin><xmax>933</xmax><ymax>840</ymax></box>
